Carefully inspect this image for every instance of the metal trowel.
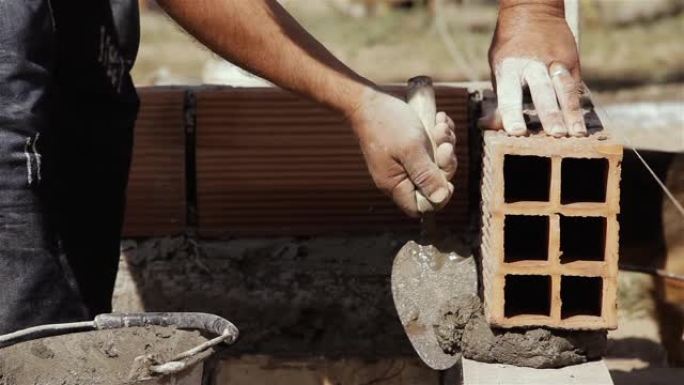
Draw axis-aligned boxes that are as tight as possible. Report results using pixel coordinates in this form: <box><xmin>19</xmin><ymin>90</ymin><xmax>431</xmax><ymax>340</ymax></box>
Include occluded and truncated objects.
<box><xmin>391</xmin><ymin>76</ymin><xmax>477</xmax><ymax>370</ymax></box>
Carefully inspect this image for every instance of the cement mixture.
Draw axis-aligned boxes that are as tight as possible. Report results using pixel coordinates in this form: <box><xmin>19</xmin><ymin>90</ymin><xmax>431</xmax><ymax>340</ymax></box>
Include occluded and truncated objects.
<box><xmin>433</xmin><ymin>295</ymin><xmax>608</xmax><ymax>368</ymax></box>
<box><xmin>114</xmin><ymin>236</ymin><xmax>609</xmax><ymax>368</ymax></box>
<box><xmin>0</xmin><ymin>326</ymin><xmax>211</xmax><ymax>385</ymax></box>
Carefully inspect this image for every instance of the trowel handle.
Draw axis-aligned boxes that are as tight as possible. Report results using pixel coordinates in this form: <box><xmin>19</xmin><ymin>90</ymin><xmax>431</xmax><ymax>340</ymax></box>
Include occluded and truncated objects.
<box><xmin>407</xmin><ymin>76</ymin><xmax>438</xmax><ymax>214</ymax></box>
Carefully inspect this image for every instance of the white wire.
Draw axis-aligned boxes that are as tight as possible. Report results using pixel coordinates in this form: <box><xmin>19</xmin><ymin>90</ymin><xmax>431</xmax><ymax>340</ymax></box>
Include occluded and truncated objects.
<box><xmin>0</xmin><ymin>321</ymin><xmax>95</xmax><ymax>346</ymax></box>
<box><xmin>586</xmin><ymin>87</ymin><xmax>684</xmax><ymax>218</ymax></box>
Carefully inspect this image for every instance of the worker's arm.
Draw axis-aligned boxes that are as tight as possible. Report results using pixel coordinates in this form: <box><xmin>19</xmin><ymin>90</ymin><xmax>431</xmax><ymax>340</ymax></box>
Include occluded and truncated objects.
<box><xmin>155</xmin><ymin>0</ymin><xmax>456</xmax><ymax>217</ymax></box>
<box><xmin>486</xmin><ymin>0</ymin><xmax>585</xmax><ymax>137</ymax></box>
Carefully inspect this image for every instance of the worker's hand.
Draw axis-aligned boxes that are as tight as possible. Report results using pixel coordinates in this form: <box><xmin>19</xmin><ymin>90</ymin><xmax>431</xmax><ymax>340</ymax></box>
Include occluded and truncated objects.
<box><xmin>349</xmin><ymin>89</ymin><xmax>457</xmax><ymax>217</ymax></box>
<box><xmin>485</xmin><ymin>0</ymin><xmax>586</xmax><ymax>137</ymax></box>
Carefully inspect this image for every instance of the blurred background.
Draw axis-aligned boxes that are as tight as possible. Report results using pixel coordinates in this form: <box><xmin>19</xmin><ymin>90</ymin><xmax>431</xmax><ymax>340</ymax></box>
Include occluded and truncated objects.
<box><xmin>134</xmin><ymin>0</ymin><xmax>683</xmax><ymax>101</ymax></box>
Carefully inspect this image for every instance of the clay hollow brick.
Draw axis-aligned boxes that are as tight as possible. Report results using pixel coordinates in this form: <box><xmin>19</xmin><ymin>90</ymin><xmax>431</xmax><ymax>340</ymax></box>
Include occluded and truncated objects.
<box><xmin>481</xmin><ymin>127</ymin><xmax>623</xmax><ymax>330</ymax></box>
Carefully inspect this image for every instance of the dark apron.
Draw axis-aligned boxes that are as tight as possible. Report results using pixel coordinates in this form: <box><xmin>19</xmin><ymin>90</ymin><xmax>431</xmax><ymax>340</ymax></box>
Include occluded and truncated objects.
<box><xmin>0</xmin><ymin>0</ymin><xmax>140</xmax><ymax>334</ymax></box>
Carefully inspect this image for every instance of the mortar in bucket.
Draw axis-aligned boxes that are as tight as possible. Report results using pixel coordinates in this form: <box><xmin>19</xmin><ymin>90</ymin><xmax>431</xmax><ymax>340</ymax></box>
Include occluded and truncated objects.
<box><xmin>0</xmin><ymin>312</ymin><xmax>238</xmax><ymax>385</ymax></box>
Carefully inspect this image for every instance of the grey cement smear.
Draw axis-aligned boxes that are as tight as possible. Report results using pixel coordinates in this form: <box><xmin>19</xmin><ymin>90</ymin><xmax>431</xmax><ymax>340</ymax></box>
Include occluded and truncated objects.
<box><xmin>0</xmin><ymin>326</ymin><xmax>209</xmax><ymax>385</ymax></box>
<box><xmin>434</xmin><ymin>295</ymin><xmax>608</xmax><ymax>368</ymax></box>
<box><xmin>391</xmin><ymin>239</ymin><xmax>477</xmax><ymax>369</ymax></box>
<box><xmin>115</xmin><ymin>235</ymin><xmax>419</xmax><ymax>357</ymax></box>
<box><xmin>114</xmin><ymin>236</ymin><xmax>607</xmax><ymax>367</ymax></box>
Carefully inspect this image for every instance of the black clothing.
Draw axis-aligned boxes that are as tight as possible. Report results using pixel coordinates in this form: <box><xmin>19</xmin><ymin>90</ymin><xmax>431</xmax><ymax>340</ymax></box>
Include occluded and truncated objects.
<box><xmin>0</xmin><ymin>0</ymin><xmax>140</xmax><ymax>334</ymax></box>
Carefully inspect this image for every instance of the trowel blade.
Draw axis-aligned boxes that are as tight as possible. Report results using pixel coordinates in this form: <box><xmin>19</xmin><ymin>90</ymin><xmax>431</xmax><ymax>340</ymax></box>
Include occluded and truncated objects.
<box><xmin>391</xmin><ymin>240</ymin><xmax>477</xmax><ymax>370</ymax></box>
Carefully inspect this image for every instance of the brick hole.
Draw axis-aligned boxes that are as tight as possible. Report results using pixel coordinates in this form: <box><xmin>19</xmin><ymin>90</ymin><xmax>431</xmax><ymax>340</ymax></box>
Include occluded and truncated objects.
<box><xmin>561</xmin><ymin>276</ymin><xmax>603</xmax><ymax>318</ymax></box>
<box><xmin>561</xmin><ymin>158</ymin><xmax>609</xmax><ymax>203</ymax></box>
<box><xmin>504</xmin><ymin>215</ymin><xmax>549</xmax><ymax>262</ymax></box>
<box><xmin>504</xmin><ymin>275</ymin><xmax>552</xmax><ymax>317</ymax></box>
<box><xmin>560</xmin><ymin>216</ymin><xmax>606</xmax><ymax>263</ymax></box>
<box><xmin>504</xmin><ymin>155</ymin><xmax>551</xmax><ymax>202</ymax></box>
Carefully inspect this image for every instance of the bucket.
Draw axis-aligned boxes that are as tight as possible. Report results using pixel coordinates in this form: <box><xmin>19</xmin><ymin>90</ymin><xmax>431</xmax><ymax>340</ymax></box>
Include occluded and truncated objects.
<box><xmin>0</xmin><ymin>313</ymin><xmax>238</xmax><ymax>385</ymax></box>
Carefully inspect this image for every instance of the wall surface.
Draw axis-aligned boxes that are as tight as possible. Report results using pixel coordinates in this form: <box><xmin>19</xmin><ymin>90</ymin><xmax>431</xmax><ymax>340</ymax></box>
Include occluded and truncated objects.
<box><xmin>113</xmin><ymin>234</ymin><xmax>459</xmax><ymax>357</ymax></box>
<box><xmin>123</xmin><ymin>85</ymin><xmax>473</xmax><ymax>238</ymax></box>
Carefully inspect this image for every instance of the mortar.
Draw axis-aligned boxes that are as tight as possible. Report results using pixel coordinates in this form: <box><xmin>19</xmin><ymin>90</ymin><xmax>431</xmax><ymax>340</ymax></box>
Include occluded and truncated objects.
<box><xmin>0</xmin><ymin>313</ymin><xmax>237</xmax><ymax>385</ymax></box>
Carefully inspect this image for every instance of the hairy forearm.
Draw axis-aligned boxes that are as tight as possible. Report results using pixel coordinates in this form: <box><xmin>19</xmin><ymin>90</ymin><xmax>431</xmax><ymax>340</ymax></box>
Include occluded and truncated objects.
<box><xmin>499</xmin><ymin>0</ymin><xmax>564</xmax><ymax>16</ymax></box>
<box><xmin>493</xmin><ymin>0</ymin><xmax>567</xmax><ymax>46</ymax></box>
<box><xmin>156</xmin><ymin>0</ymin><xmax>375</xmax><ymax>116</ymax></box>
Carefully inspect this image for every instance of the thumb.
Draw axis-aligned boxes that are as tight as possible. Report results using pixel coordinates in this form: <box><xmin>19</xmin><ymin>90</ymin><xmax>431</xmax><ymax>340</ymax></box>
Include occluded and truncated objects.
<box><xmin>402</xmin><ymin>146</ymin><xmax>453</xmax><ymax>209</ymax></box>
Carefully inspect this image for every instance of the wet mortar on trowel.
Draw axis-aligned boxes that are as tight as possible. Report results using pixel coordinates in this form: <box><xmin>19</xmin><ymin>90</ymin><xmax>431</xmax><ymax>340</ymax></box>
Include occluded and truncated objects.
<box><xmin>401</xmin><ymin>240</ymin><xmax>608</xmax><ymax>369</ymax></box>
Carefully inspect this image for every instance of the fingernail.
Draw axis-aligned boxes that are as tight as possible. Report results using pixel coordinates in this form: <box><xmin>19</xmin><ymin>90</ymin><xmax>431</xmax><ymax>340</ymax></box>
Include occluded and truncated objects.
<box><xmin>571</xmin><ymin>122</ymin><xmax>587</xmax><ymax>136</ymax></box>
<box><xmin>550</xmin><ymin>65</ymin><xmax>569</xmax><ymax>78</ymax></box>
<box><xmin>509</xmin><ymin>123</ymin><xmax>526</xmax><ymax>136</ymax></box>
<box><xmin>551</xmin><ymin>124</ymin><xmax>566</xmax><ymax>137</ymax></box>
<box><xmin>429</xmin><ymin>187</ymin><xmax>450</xmax><ymax>204</ymax></box>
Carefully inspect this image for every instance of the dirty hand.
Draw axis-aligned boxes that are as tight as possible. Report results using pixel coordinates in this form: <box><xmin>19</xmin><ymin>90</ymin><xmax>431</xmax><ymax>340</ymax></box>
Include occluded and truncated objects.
<box><xmin>349</xmin><ymin>89</ymin><xmax>457</xmax><ymax>217</ymax></box>
<box><xmin>485</xmin><ymin>0</ymin><xmax>586</xmax><ymax>137</ymax></box>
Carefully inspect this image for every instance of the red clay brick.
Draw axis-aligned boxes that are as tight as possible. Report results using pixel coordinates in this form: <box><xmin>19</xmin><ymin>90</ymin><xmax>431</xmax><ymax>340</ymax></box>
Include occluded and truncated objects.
<box><xmin>481</xmin><ymin>127</ymin><xmax>622</xmax><ymax>330</ymax></box>
<box><xmin>123</xmin><ymin>87</ymin><xmax>186</xmax><ymax>236</ymax></box>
